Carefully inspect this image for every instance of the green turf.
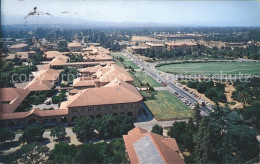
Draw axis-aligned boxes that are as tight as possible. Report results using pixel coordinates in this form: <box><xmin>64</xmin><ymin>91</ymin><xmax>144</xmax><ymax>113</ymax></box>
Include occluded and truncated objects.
<box><xmin>144</xmin><ymin>91</ymin><xmax>193</xmax><ymax>121</ymax></box>
<box><xmin>133</xmin><ymin>72</ymin><xmax>162</xmax><ymax>87</ymax></box>
<box><xmin>112</xmin><ymin>53</ymin><xmax>128</xmax><ymax>60</ymax></box>
<box><xmin>112</xmin><ymin>53</ymin><xmax>139</xmax><ymax>69</ymax></box>
<box><xmin>156</xmin><ymin>62</ymin><xmax>260</xmax><ymax>75</ymax></box>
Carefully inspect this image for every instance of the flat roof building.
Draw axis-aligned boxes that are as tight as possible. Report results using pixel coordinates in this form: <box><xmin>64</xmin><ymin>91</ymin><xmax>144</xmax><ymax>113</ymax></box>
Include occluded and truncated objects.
<box><xmin>145</xmin><ymin>43</ymin><xmax>166</xmax><ymax>51</ymax></box>
<box><xmin>68</xmin><ymin>42</ymin><xmax>82</xmax><ymax>52</ymax></box>
<box><xmin>165</xmin><ymin>42</ymin><xmax>198</xmax><ymax>51</ymax></box>
<box><xmin>9</xmin><ymin>43</ymin><xmax>29</xmax><ymax>53</ymax></box>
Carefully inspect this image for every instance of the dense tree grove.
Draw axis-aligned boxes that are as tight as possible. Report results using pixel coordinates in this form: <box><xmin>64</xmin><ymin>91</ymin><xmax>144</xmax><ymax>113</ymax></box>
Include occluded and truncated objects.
<box><xmin>73</xmin><ymin>115</ymin><xmax>134</xmax><ymax>140</ymax></box>
<box><xmin>232</xmin><ymin>79</ymin><xmax>260</xmax><ymax>106</ymax></box>
<box><xmin>52</xmin><ymin>90</ymin><xmax>66</xmax><ymax>104</ymax></box>
<box><xmin>21</xmin><ymin>125</ymin><xmax>45</xmax><ymax>143</ymax></box>
<box><xmin>60</xmin><ymin>68</ymin><xmax>79</xmax><ymax>83</ymax></box>
<box><xmin>58</xmin><ymin>40</ymin><xmax>69</xmax><ymax>52</ymax></box>
<box><xmin>168</xmin><ymin>107</ymin><xmax>259</xmax><ymax>163</ymax></box>
<box><xmin>50</xmin><ymin>125</ymin><xmax>67</xmax><ymax>141</ymax></box>
<box><xmin>69</xmin><ymin>54</ymin><xmax>84</xmax><ymax>62</ymax></box>
<box><xmin>151</xmin><ymin>124</ymin><xmax>163</xmax><ymax>135</ymax></box>
<box><xmin>72</xmin><ymin>116</ymin><xmax>96</xmax><ymax>141</ymax></box>
<box><xmin>0</xmin><ymin>142</ymin><xmax>50</xmax><ymax>163</ymax></box>
<box><xmin>16</xmin><ymin>88</ymin><xmax>56</xmax><ymax>112</ymax></box>
<box><xmin>187</xmin><ymin>80</ymin><xmax>226</xmax><ymax>103</ymax></box>
<box><xmin>0</xmin><ymin>60</ymin><xmax>37</xmax><ymax>87</ymax></box>
<box><xmin>50</xmin><ymin>138</ymin><xmax>128</xmax><ymax>163</ymax></box>
<box><xmin>95</xmin><ymin>114</ymin><xmax>135</xmax><ymax>138</ymax></box>
<box><xmin>0</xmin><ymin>127</ymin><xmax>15</xmax><ymax>143</ymax></box>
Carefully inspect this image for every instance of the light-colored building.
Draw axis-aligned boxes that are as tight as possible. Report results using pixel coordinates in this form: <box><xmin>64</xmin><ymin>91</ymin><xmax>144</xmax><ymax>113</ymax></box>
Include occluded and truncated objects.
<box><xmin>68</xmin><ymin>42</ymin><xmax>82</xmax><ymax>52</ymax></box>
<box><xmin>43</xmin><ymin>51</ymin><xmax>68</xmax><ymax>61</ymax></box>
<box><xmin>131</xmin><ymin>46</ymin><xmax>148</xmax><ymax>54</ymax></box>
<box><xmin>165</xmin><ymin>42</ymin><xmax>198</xmax><ymax>51</ymax></box>
<box><xmin>9</xmin><ymin>43</ymin><xmax>29</xmax><ymax>53</ymax></box>
<box><xmin>123</xmin><ymin>127</ymin><xmax>185</xmax><ymax>164</ymax></box>
<box><xmin>91</xmin><ymin>64</ymin><xmax>134</xmax><ymax>87</ymax></box>
<box><xmin>145</xmin><ymin>43</ymin><xmax>165</xmax><ymax>51</ymax></box>
<box><xmin>82</xmin><ymin>46</ymin><xmax>113</xmax><ymax>62</ymax></box>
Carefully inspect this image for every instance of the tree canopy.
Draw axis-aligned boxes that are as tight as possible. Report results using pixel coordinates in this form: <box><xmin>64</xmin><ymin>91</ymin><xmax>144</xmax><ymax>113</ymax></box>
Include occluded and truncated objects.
<box><xmin>21</xmin><ymin>125</ymin><xmax>45</xmax><ymax>143</ymax></box>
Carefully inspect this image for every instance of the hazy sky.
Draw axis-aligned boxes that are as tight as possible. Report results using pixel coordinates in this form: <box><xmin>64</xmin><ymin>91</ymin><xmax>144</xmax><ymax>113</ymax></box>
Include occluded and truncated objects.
<box><xmin>1</xmin><ymin>0</ymin><xmax>260</xmax><ymax>26</ymax></box>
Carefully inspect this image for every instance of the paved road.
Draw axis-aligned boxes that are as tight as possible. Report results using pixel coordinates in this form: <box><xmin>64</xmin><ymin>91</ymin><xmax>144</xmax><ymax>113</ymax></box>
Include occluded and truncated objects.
<box><xmin>122</xmin><ymin>50</ymin><xmax>212</xmax><ymax>115</ymax></box>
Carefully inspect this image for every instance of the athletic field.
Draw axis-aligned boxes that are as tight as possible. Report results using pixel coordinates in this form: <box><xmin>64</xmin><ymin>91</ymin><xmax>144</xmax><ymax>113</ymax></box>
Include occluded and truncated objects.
<box><xmin>156</xmin><ymin>62</ymin><xmax>260</xmax><ymax>75</ymax></box>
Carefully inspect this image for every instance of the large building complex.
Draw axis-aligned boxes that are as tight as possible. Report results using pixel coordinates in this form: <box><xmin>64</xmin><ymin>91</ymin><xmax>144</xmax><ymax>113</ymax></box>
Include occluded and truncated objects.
<box><xmin>9</xmin><ymin>43</ymin><xmax>29</xmax><ymax>53</ymax></box>
<box><xmin>60</xmin><ymin>79</ymin><xmax>143</xmax><ymax>123</ymax></box>
<box><xmin>165</xmin><ymin>42</ymin><xmax>198</xmax><ymax>51</ymax></box>
<box><xmin>68</xmin><ymin>42</ymin><xmax>82</xmax><ymax>52</ymax></box>
<box><xmin>1</xmin><ymin>47</ymin><xmax>143</xmax><ymax>128</ymax></box>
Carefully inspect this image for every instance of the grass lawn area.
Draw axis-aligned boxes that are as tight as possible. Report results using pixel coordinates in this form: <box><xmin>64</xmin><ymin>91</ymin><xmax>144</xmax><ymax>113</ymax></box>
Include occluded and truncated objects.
<box><xmin>133</xmin><ymin>72</ymin><xmax>162</xmax><ymax>87</ymax></box>
<box><xmin>144</xmin><ymin>91</ymin><xmax>193</xmax><ymax>121</ymax></box>
<box><xmin>112</xmin><ymin>53</ymin><xmax>139</xmax><ymax>69</ymax></box>
<box><xmin>112</xmin><ymin>53</ymin><xmax>128</xmax><ymax>60</ymax></box>
<box><xmin>140</xmin><ymin>90</ymin><xmax>152</xmax><ymax>98</ymax></box>
<box><xmin>156</xmin><ymin>62</ymin><xmax>260</xmax><ymax>75</ymax></box>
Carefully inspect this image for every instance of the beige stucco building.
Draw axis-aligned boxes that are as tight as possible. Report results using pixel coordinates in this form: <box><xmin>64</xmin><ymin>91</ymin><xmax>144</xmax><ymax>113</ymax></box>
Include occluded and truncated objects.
<box><xmin>9</xmin><ymin>43</ymin><xmax>29</xmax><ymax>53</ymax></box>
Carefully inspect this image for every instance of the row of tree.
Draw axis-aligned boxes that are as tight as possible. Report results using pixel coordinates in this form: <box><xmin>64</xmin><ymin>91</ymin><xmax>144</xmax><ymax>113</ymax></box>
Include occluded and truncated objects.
<box><xmin>0</xmin><ymin>114</ymin><xmax>134</xmax><ymax>143</ymax></box>
<box><xmin>232</xmin><ymin>81</ymin><xmax>260</xmax><ymax>106</ymax></box>
<box><xmin>0</xmin><ymin>139</ymin><xmax>127</xmax><ymax>164</ymax></box>
<box><xmin>0</xmin><ymin>60</ymin><xmax>37</xmax><ymax>87</ymax></box>
<box><xmin>73</xmin><ymin>115</ymin><xmax>134</xmax><ymax>141</ymax></box>
<box><xmin>187</xmin><ymin>80</ymin><xmax>227</xmax><ymax>103</ymax></box>
<box><xmin>168</xmin><ymin>106</ymin><xmax>259</xmax><ymax>163</ymax></box>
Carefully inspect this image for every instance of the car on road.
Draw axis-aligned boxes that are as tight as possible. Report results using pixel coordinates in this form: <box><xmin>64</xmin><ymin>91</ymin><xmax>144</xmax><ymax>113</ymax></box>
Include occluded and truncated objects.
<box><xmin>161</xmin><ymin>82</ymin><xmax>167</xmax><ymax>87</ymax></box>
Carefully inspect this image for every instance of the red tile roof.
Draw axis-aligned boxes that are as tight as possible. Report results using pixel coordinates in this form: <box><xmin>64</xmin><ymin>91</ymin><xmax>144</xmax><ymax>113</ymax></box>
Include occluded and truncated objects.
<box><xmin>0</xmin><ymin>108</ymin><xmax>68</xmax><ymax>120</ymax></box>
<box><xmin>123</xmin><ymin>127</ymin><xmax>185</xmax><ymax>164</ymax></box>
<box><xmin>66</xmin><ymin>80</ymin><xmax>142</xmax><ymax>108</ymax></box>
<box><xmin>25</xmin><ymin>79</ymin><xmax>54</xmax><ymax>91</ymax></box>
<box><xmin>72</xmin><ymin>78</ymin><xmax>96</xmax><ymax>87</ymax></box>
<box><xmin>0</xmin><ymin>88</ymin><xmax>30</xmax><ymax>113</ymax></box>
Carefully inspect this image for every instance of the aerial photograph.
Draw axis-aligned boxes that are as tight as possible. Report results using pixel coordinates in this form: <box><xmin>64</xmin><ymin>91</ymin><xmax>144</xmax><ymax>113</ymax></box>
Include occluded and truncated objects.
<box><xmin>0</xmin><ymin>0</ymin><xmax>259</xmax><ymax>163</ymax></box>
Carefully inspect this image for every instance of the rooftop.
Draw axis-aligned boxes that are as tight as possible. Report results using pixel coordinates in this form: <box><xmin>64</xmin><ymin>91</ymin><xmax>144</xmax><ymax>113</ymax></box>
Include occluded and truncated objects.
<box><xmin>72</xmin><ymin>77</ymin><xmax>96</xmax><ymax>87</ymax></box>
<box><xmin>165</xmin><ymin>42</ymin><xmax>197</xmax><ymax>46</ymax></box>
<box><xmin>146</xmin><ymin>42</ymin><xmax>165</xmax><ymax>47</ymax></box>
<box><xmin>0</xmin><ymin>88</ymin><xmax>30</xmax><ymax>113</ymax></box>
<box><xmin>66</xmin><ymin>79</ymin><xmax>142</xmax><ymax>108</ymax></box>
<box><xmin>94</xmin><ymin>64</ymin><xmax>133</xmax><ymax>83</ymax></box>
<box><xmin>78</xmin><ymin>65</ymin><xmax>102</xmax><ymax>73</ymax></box>
<box><xmin>34</xmin><ymin>68</ymin><xmax>61</xmax><ymax>81</ymax></box>
<box><xmin>123</xmin><ymin>127</ymin><xmax>185</xmax><ymax>164</ymax></box>
<box><xmin>68</xmin><ymin>42</ymin><xmax>82</xmax><ymax>47</ymax></box>
<box><xmin>25</xmin><ymin>79</ymin><xmax>54</xmax><ymax>91</ymax></box>
<box><xmin>9</xmin><ymin>43</ymin><xmax>28</xmax><ymax>49</ymax></box>
<box><xmin>44</xmin><ymin>51</ymin><xmax>68</xmax><ymax>59</ymax></box>
<box><xmin>0</xmin><ymin>108</ymin><xmax>68</xmax><ymax>120</ymax></box>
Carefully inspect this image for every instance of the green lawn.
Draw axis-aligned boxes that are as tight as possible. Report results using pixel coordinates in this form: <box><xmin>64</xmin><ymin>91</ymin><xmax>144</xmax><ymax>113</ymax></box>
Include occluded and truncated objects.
<box><xmin>132</xmin><ymin>72</ymin><xmax>162</xmax><ymax>87</ymax></box>
<box><xmin>112</xmin><ymin>53</ymin><xmax>139</xmax><ymax>69</ymax></box>
<box><xmin>156</xmin><ymin>62</ymin><xmax>260</xmax><ymax>75</ymax></box>
<box><xmin>112</xmin><ymin>53</ymin><xmax>128</xmax><ymax>60</ymax></box>
<box><xmin>144</xmin><ymin>91</ymin><xmax>193</xmax><ymax>121</ymax></box>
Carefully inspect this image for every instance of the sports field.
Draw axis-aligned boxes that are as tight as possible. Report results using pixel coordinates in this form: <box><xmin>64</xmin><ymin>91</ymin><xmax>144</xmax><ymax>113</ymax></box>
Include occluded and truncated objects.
<box><xmin>144</xmin><ymin>91</ymin><xmax>193</xmax><ymax>121</ymax></box>
<box><xmin>156</xmin><ymin>62</ymin><xmax>260</xmax><ymax>75</ymax></box>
